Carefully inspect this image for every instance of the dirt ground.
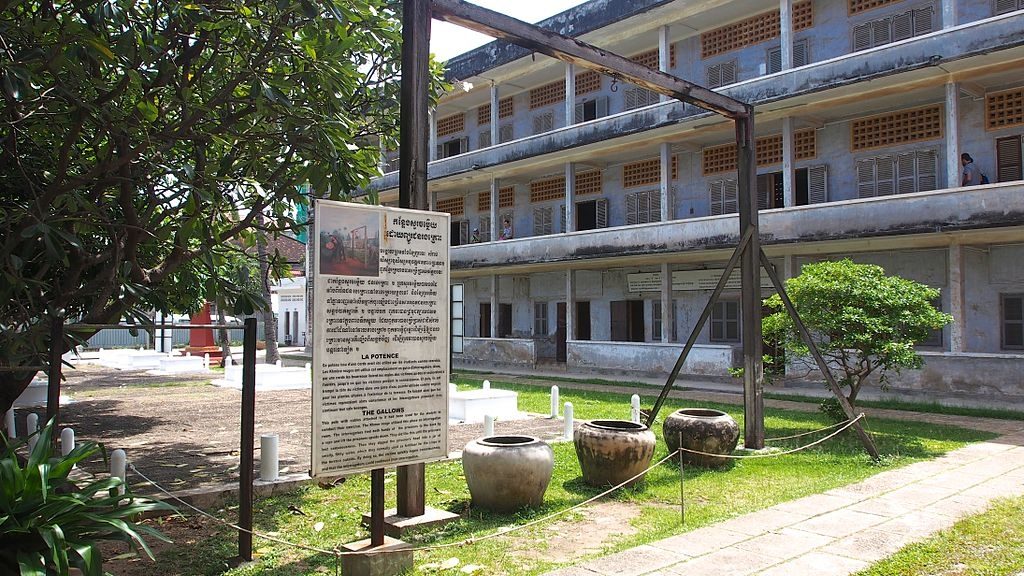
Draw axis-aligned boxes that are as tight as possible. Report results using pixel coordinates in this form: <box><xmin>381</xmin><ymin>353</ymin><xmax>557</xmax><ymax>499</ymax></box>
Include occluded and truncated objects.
<box><xmin>32</xmin><ymin>363</ymin><xmax>629</xmax><ymax>575</ymax></box>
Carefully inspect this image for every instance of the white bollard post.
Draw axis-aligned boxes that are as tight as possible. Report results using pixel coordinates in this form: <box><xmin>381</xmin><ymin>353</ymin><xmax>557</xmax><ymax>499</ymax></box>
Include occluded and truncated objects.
<box><xmin>260</xmin><ymin>434</ymin><xmax>280</xmax><ymax>482</ymax></box>
<box><xmin>225</xmin><ymin>356</ymin><xmax>233</xmax><ymax>368</ymax></box>
<box><xmin>305</xmin><ymin>363</ymin><xmax>311</xmax><ymax>371</ymax></box>
<box><xmin>111</xmin><ymin>449</ymin><xmax>127</xmax><ymax>495</ymax></box>
<box><xmin>631</xmin><ymin>394</ymin><xmax>641</xmax><ymax>424</ymax></box>
<box><xmin>60</xmin><ymin>428</ymin><xmax>76</xmax><ymax>457</ymax></box>
<box><xmin>550</xmin><ymin>385</ymin><xmax>560</xmax><ymax>418</ymax></box>
<box><xmin>563</xmin><ymin>402</ymin><xmax>574</xmax><ymax>440</ymax></box>
<box><xmin>482</xmin><ymin>379</ymin><xmax>490</xmax><ymax>390</ymax></box>
<box><xmin>449</xmin><ymin>383</ymin><xmax>458</xmax><ymax>396</ymax></box>
<box><xmin>275</xmin><ymin>359</ymin><xmax>282</xmax><ymax>368</ymax></box>
<box><xmin>186</xmin><ymin>351</ymin><xmax>192</xmax><ymax>357</ymax></box>
<box><xmin>4</xmin><ymin>408</ymin><xmax>14</xmax><ymax>439</ymax></box>
<box><xmin>483</xmin><ymin>415</ymin><xmax>495</xmax><ymax>437</ymax></box>
<box><xmin>139</xmin><ymin>346</ymin><xmax>144</xmax><ymax>352</ymax></box>
<box><xmin>203</xmin><ymin>353</ymin><xmax>210</xmax><ymax>369</ymax></box>
<box><xmin>26</xmin><ymin>413</ymin><xmax>39</xmax><ymax>451</ymax></box>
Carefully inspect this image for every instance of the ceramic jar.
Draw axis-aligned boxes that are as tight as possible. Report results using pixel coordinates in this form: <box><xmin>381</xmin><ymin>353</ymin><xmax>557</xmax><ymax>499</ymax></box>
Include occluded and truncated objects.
<box><xmin>573</xmin><ymin>419</ymin><xmax>656</xmax><ymax>488</ymax></box>
<box><xmin>462</xmin><ymin>435</ymin><xmax>554</xmax><ymax>512</ymax></box>
<box><xmin>663</xmin><ymin>408</ymin><xmax>740</xmax><ymax>468</ymax></box>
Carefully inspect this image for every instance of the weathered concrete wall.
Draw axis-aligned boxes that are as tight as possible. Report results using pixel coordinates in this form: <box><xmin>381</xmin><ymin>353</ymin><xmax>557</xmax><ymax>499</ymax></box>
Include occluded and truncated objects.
<box><xmin>458</xmin><ymin>338</ymin><xmax>536</xmax><ymax>368</ymax></box>
<box><xmin>896</xmin><ymin>352</ymin><xmax>1024</xmax><ymax>398</ymax></box>
<box><xmin>567</xmin><ymin>340</ymin><xmax>737</xmax><ymax>376</ymax></box>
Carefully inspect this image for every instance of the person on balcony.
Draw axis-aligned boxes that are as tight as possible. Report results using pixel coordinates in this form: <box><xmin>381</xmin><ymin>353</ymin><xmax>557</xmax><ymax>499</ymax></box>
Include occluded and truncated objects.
<box><xmin>961</xmin><ymin>153</ymin><xmax>988</xmax><ymax>186</ymax></box>
<box><xmin>499</xmin><ymin>219</ymin><xmax>513</xmax><ymax>240</ymax></box>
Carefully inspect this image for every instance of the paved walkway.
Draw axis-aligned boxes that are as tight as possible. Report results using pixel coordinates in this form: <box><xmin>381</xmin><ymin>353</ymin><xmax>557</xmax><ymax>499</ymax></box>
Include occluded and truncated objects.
<box><xmin>464</xmin><ymin>371</ymin><xmax>1024</xmax><ymax>576</ymax></box>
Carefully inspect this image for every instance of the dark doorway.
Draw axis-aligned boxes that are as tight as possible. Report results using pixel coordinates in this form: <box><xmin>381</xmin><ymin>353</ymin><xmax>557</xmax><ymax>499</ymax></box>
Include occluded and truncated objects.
<box><xmin>451</xmin><ymin>220</ymin><xmax>463</xmax><ymax>246</ymax></box>
<box><xmin>757</xmin><ymin>172</ymin><xmax>785</xmax><ymax>209</ymax></box>
<box><xmin>610</xmin><ymin>300</ymin><xmax>645</xmax><ymax>342</ymax></box>
<box><xmin>556</xmin><ymin>303</ymin><xmax>567</xmax><ymax>362</ymax></box>
<box><xmin>576</xmin><ymin>301</ymin><xmax>591</xmax><ymax>340</ymax></box>
<box><xmin>576</xmin><ymin>200</ymin><xmax>597</xmax><ymax>230</ymax></box>
<box><xmin>479</xmin><ymin>303</ymin><xmax>491</xmax><ymax>338</ymax></box>
<box><xmin>498</xmin><ymin>303</ymin><xmax>512</xmax><ymax>338</ymax></box>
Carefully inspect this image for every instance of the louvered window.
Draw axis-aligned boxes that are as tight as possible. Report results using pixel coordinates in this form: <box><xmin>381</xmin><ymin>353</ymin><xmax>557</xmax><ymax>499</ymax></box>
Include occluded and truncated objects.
<box><xmin>767</xmin><ymin>39</ymin><xmax>810</xmax><ymax>74</ymax></box>
<box><xmin>534</xmin><ymin>302</ymin><xmax>549</xmax><ymax>335</ymax></box>
<box><xmin>995</xmin><ymin>0</ymin><xmax>1024</xmax><ymax>15</ymax></box>
<box><xmin>479</xmin><ymin>216</ymin><xmax>491</xmax><ymax>242</ymax></box>
<box><xmin>706</xmin><ymin>61</ymin><xmax>738</xmax><ymax>89</ymax></box>
<box><xmin>625</xmin><ymin>190</ymin><xmax>662</xmax><ymax>225</ymax></box>
<box><xmin>856</xmin><ymin>149</ymin><xmax>937</xmax><ymax>197</ymax></box>
<box><xmin>710</xmin><ymin>300</ymin><xmax>740</xmax><ymax>342</ymax></box>
<box><xmin>575</xmin><ymin>97</ymin><xmax>609</xmax><ymax>122</ymax></box>
<box><xmin>533</xmin><ymin>206</ymin><xmax>554</xmax><ymax>236</ymax></box>
<box><xmin>479</xmin><ymin>130</ymin><xmax>491</xmax><ymax>149</ymax></box>
<box><xmin>437</xmin><ymin>137</ymin><xmax>468</xmax><ymax>159</ymax></box>
<box><xmin>499</xmin><ymin>124</ymin><xmax>514</xmax><ymax>143</ymax></box>
<box><xmin>996</xmin><ymin>135</ymin><xmax>1023</xmax><ymax>182</ymax></box>
<box><xmin>853</xmin><ymin>6</ymin><xmax>933</xmax><ymax>52</ymax></box>
<box><xmin>624</xmin><ymin>87</ymin><xmax>660</xmax><ymax>111</ymax></box>
<box><xmin>532</xmin><ymin>111</ymin><xmax>554</xmax><ymax>135</ymax></box>
<box><xmin>1002</xmin><ymin>294</ymin><xmax>1024</xmax><ymax>349</ymax></box>
<box><xmin>709</xmin><ymin>179</ymin><xmax>739</xmax><ymax>215</ymax></box>
<box><xmin>805</xmin><ymin>165</ymin><xmax>829</xmax><ymax>204</ymax></box>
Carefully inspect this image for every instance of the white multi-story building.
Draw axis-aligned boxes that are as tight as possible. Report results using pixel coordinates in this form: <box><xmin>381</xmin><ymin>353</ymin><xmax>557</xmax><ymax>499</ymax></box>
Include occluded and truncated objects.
<box><xmin>370</xmin><ymin>0</ymin><xmax>1024</xmax><ymax>400</ymax></box>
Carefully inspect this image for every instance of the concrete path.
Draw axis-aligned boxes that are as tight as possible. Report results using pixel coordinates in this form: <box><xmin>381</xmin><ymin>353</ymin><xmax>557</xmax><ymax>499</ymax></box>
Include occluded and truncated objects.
<box><xmin>482</xmin><ymin>371</ymin><xmax>1024</xmax><ymax>576</ymax></box>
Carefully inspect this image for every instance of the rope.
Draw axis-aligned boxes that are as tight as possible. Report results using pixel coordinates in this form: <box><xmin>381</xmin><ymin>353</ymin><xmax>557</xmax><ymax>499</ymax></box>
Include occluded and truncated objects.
<box><xmin>764</xmin><ymin>417</ymin><xmax>855</xmax><ymax>442</ymax></box>
<box><xmin>126</xmin><ymin>415</ymin><xmax>866</xmax><ymax>559</ymax></box>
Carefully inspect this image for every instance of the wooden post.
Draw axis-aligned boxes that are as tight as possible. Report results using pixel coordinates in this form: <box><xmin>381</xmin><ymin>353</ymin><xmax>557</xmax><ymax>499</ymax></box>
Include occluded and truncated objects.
<box><xmin>46</xmin><ymin>316</ymin><xmax>63</xmax><ymax>428</ymax></box>
<box><xmin>371</xmin><ymin>468</ymin><xmax>386</xmax><ymax>546</ymax></box>
<box><xmin>238</xmin><ymin>318</ymin><xmax>257</xmax><ymax>561</ymax></box>
<box><xmin>736</xmin><ymin>110</ymin><xmax>765</xmax><ymax>450</ymax></box>
<box><xmin>396</xmin><ymin>0</ymin><xmax>432</xmax><ymax>520</ymax></box>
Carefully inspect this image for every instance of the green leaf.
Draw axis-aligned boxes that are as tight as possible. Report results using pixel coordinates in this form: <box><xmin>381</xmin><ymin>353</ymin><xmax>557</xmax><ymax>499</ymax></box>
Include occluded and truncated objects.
<box><xmin>86</xmin><ymin>37</ymin><xmax>115</xmax><ymax>60</ymax></box>
<box><xmin>17</xmin><ymin>551</ymin><xmax>46</xmax><ymax>576</ymax></box>
<box><xmin>136</xmin><ymin>99</ymin><xmax>159</xmax><ymax>122</ymax></box>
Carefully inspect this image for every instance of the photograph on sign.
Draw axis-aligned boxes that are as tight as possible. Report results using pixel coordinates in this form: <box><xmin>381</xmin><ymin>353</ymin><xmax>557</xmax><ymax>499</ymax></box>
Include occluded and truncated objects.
<box><xmin>312</xmin><ymin>200</ymin><xmax>450</xmax><ymax>478</ymax></box>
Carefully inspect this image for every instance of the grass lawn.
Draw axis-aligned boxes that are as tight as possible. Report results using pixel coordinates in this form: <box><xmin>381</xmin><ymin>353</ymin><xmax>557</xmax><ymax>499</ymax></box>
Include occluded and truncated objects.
<box><xmin>853</xmin><ymin>496</ymin><xmax>1024</xmax><ymax>576</ymax></box>
<box><xmin>144</xmin><ymin>378</ymin><xmax>996</xmax><ymax>576</ymax></box>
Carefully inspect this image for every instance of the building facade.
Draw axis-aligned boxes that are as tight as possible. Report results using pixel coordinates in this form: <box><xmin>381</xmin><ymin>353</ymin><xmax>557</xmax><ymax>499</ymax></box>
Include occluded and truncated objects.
<box><xmin>370</xmin><ymin>0</ymin><xmax>1024</xmax><ymax>399</ymax></box>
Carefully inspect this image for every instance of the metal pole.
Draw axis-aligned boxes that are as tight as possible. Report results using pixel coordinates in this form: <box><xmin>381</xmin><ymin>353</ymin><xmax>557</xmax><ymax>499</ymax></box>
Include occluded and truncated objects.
<box><xmin>46</xmin><ymin>315</ymin><xmax>63</xmax><ymax>428</ymax></box>
<box><xmin>238</xmin><ymin>317</ymin><xmax>257</xmax><ymax>561</ymax></box>
<box><xmin>396</xmin><ymin>0</ymin><xmax>432</xmax><ymax>519</ymax></box>
<box><xmin>736</xmin><ymin>110</ymin><xmax>765</xmax><ymax>450</ymax></box>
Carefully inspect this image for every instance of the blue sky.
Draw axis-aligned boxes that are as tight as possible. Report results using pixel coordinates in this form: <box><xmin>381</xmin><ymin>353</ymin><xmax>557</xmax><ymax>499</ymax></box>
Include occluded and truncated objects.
<box><xmin>430</xmin><ymin>1</ymin><xmax>586</xmax><ymax>61</ymax></box>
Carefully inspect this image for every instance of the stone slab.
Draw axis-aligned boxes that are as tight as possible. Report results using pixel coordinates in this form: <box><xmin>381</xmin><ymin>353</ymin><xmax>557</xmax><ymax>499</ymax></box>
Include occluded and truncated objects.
<box><xmin>649</xmin><ymin>526</ymin><xmax>749</xmax><ymax>558</ymax></box>
<box><xmin>790</xmin><ymin>509</ymin><xmax>886</xmax><ymax>538</ymax></box>
<box><xmin>360</xmin><ymin>507</ymin><xmax>461</xmax><ymax>538</ymax></box>
<box><xmin>663</xmin><ymin>545</ymin><xmax>779</xmax><ymax>576</ymax></box>
<box><xmin>756</xmin><ymin>551</ymin><xmax>868</xmax><ymax>576</ymax></box>
<box><xmin>582</xmin><ymin>545</ymin><xmax>688</xmax><ymax>576</ymax></box>
<box><xmin>341</xmin><ymin>536</ymin><xmax>413</xmax><ymax>576</ymax></box>
<box><xmin>732</xmin><ymin>527</ymin><xmax>835</xmax><ymax>560</ymax></box>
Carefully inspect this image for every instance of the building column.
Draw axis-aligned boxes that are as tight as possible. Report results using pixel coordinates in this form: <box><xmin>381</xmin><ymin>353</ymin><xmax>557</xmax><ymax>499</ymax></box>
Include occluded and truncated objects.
<box><xmin>658</xmin><ymin>25</ymin><xmax>671</xmax><ymax>102</ymax></box>
<box><xmin>429</xmin><ymin>190</ymin><xmax>436</xmax><ymax>212</ymax></box>
<box><xmin>490</xmin><ymin>83</ymin><xmax>499</xmax><ymax>145</ymax></box>
<box><xmin>490</xmin><ymin>274</ymin><xmax>499</xmax><ymax>338</ymax></box>
<box><xmin>490</xmin><ymin>177</ymin><xmax>499</xmax><ymax>242</ymax></box>
<box><xmin>565</xmin><ymin>63</ymin><xmax>576</xmax><ymax>127</ymax></box>
<box><xmin>942</xmin><ymin>0</ymin><xmax>957</xmax><ymax>28</ymax></box>
<box><xmin>660</xmin><ymin>143</ymin><xmax>672</xmax><ymax>221</ymax></box>
<box><xmin>783</xmin><ymin>254</ymin><xmax>795</xmax><ymax>280</ymax></box>
<box><xmin>661</xmin><ymin>263</ymin><xmax>673</xmax><ymax>343</ymax></box>
<box><xmin>949</xmin><ymin>241</ymin><xmax>965</xmax><ymax>353</ymax></box>
<box><xmin>946</xmin><ymin>81</ymin><xmax>960</xmax><ymax>188</ymax></box>
<box><xmin>782</xmin><ymin>117</ymin><xmax>795</xmax><ymax>207</ymax></box>
<box><xmin>428</xmin><ymin>108</ymin><xmax>437</xmax><ymax>161</ymax></box>
<box><xmin>566</xmin><ymin>270</ymin><xmax>576</xmax><ymax>342</ymax></box>
<box><xmin>565</xmin><ymin>162</ymin><xmax>576</xmax><ymax>233</ymax></box>
<box><xmin>780</xmin><ymin>0</ymin><xmax>793</xmax><ymax>70</ymax></box>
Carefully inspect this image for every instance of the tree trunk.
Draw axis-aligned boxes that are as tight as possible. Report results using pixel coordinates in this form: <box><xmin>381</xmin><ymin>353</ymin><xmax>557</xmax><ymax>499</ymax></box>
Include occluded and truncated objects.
<box><xmin>217</xmin><ymin>304</ymin><xmax>232</xmax><ymax>367</ymax></box>
<box><xmin>256</xmin><ymin>229</ymin><xmax>280</xmax><ymax>364</ymax></box>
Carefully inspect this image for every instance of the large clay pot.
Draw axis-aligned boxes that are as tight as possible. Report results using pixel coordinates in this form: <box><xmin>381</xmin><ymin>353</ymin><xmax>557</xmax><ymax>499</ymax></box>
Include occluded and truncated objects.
<box><xmin>574</xmin><ymin>420</ymin><xmax>656</xmax><ymax>488</ymax></box>
<box><xmin>663</xmin><ymin>408</ymin><xmax>740</xmax><ymax>469</ymax></box>
<box><xmin>462</xmin><ymin>435</ymin><xmax>554</xmax><ymax>512</ymax></box>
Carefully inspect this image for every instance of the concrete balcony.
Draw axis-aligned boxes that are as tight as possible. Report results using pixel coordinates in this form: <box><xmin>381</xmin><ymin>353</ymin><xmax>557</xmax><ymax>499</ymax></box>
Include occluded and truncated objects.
<box><xmin>450</xmin><ymin>182</ymin><xmax>1024</xmax><ymax>276</ymax></box>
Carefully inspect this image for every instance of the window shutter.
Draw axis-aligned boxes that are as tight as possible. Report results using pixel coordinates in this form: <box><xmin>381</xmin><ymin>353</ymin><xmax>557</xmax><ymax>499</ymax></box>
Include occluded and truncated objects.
<box><xmin>917</xmin><ymin>149</ymin><xmax>938</xmax><ymax>191</ymax></box>
<box><xmin>871</xmin><ymin>18</ymin><xmax>892</xmax><ymax>46</ymax></box>
<box><xmin>596</xmin><ymin>96</ymin><xmax>609</xmax><ymax>118</ymax></box>
<box><xmin>807</xmin><ymin>165</ymin><xmax>828</xmax><ymax>204</ymax></box>
<box><xmin>533</xmin><ymin>206</ymin><xmax>552</xmax><ymax>235</ymax></box>
<box><xmin>560</xmin><ymin>205</ymin><xmax>566</xmax><ymax>232</ymax></box>
<box><xmin>857</xmin><ymin>159</ymin><xmax>876</xmax><ymax>197</ymax></box>
<box><xmin>624</xmin><ymin>88</ymin><xmax>638</xmax><ymax>110</ymax></box>
<box><xmin>706</xmin><ymin>65</ymin><xmax>722</xmax><ymax>89</ymax></box>
<box><xmin>479</xmin><ymin>130</ymin><xmax>491</xmax><ymax>149</ymax></box>
<box><xmin>710</xmin><ymin>180</ymin><xmax>725</xmax><ymax>215</ymax></box>
<box><xmin>626</xmin><ymin>192</ymin><xmax>639</xmax><ymax>225</ymax></box>
<box><xmin>853</xmin><ymin>23</ymin><xmax>872</xmax><ymax>52</ymax></box>
<box><xmin>793</xmin><ymin>39</ymin><xmax>809</xmax><ymax>67</ymax></box>
<box><xmin>574</xmin><ymin>102</ymin><xmax>584</xmax><ymax>124</ymax></box>
<box><xmin>767</xmin><ymin>46</ymin><xmax>782</xmax><ymax>74</ymax></box>
<box><xmin>595</xmin><ymin>199</ymin><xmax>609</xmax><ymax>228</ymax></box>
<box><xmin>892</xmin><ymin>11</ymin><xmax>913</xmax><ymax>41</ymax></box>
<box><xmin>996</xmin><ymin>136</ymin><xmax>1023</xmax><ymax>182</ymax></box>
<box><xmin>479</xmin><ymin>216</ymin><xmax>491</xmax><ymax>242</ymax></box>
<box><xmin>649</xmin><ymin>190</ymin><xmax>662</xmax><ymax>222</ymax></box>
<box><xmin>876</xmin><ymin>155</ymin><xmax>895</xmax><ymax>195</ymax></box>
<box><xmin>499</xmin><ymin>124</ymin><xmax>514</xmax><ymax>143</ymax></box>
<box><xmin>995</xmin><ymin>0</ymin><xmax>1019</xmax><ymax>14</ymax></box>
<box><xmin>756</xmin><ymin>174</ymin><xmax>770</xmax><ymax>210</ymax></box>
<box><xmin>459</xmin><ymin>137</ymin><xmax>468</xmax><ymax>154</ymax></box>
<box><xmin>532</xmin><ymin>112</ymin><xmax>553</xmax><ymax>135</ymax></box>
<box><xmin>896</xmin><ymin>152</ymin><xmax>917</xmax><ymax>194</ymax></box>
<box><xmin>913</xmin><ymin>6</ymin><xmax>934</xmax><ymax>35</ymax></box>
<box><xmin>435</xmin><ymin>144</ymin><xmax>442</xmax><ymax>159</ymax></box>
<box><xmin>723</xmin><ymin>179</ymin><xmax>739</xmax><ymax>214</ymax></box>
<box><xmin>721</xmin><ymin>61</ymin><xmax>737</xmax><ymax>85</ymax></box>
<box><xmin>460</xmin><ymin>220</ymin><xmax>470</xmax><ymax>244</ymax></box>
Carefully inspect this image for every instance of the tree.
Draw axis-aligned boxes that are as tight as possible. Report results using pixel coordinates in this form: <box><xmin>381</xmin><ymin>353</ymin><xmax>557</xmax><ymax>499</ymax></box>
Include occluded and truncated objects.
<box><xmin>762</xmin><ymin>259</ymin><xmax>952</xmax><ymax>414</ymax></box>
<box><xmin>0</xmin><ymin>0</ymin><xmax>446</xmax><ymax>411</ymax></box>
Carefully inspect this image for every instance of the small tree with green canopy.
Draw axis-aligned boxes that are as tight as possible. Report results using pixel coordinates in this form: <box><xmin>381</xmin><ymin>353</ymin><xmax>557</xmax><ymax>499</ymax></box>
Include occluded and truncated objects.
<box><xmin>762</xmin><ymin>259</ymin><xmax>952</xmax><ymax>415</ymax></box>
<box><xmin>0</xmin><ymin>0</ymin><xmax>446</xmax><ymax>411</ymax></box>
